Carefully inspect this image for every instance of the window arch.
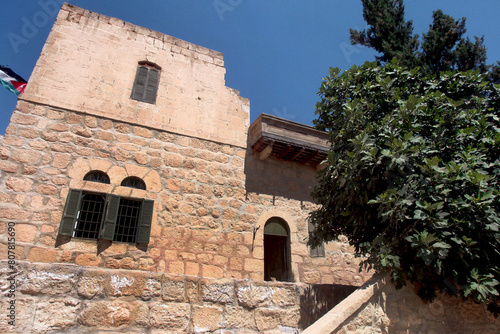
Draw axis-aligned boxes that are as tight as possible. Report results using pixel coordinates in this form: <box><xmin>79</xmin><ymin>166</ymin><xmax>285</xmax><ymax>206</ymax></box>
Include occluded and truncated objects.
<box><xmin>131</xmin><ymin>61</ymin><xmax>161</xmax><ymax>104</ymax></box>
<box><xmin>121</xmin><ymin>176</ymin><xmax>146</xmax><ymax>190</ymax></box>
<box><xmin>264</xmin><ymin>217</ymin><xmax>291</xmax><ymax>282</ymax></box>
<box><xmin>83</xmin><ymin>170</ymin><xmax>110</xmax><ymax>184</ymax></box>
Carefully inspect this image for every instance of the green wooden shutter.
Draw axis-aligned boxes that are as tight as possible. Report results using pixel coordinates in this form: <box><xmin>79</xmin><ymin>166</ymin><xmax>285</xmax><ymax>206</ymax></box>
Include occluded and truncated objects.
<box><xmin>136</xmin><ymin>199</ymin><xmax>154</xmax><ymax>244</ymax></box>
<box><xmin>131</xmin><ymin>66</ymin><xmax>148</xmax><ymax>101</ymax></box>
<box><xmin>59</xmin><ymin>189</ymin><xmax>82</xmax><ymax>236</ymax></box>
<box><xmin>100</xmin><ymin>194</ymin><xmax>120</xmax><ymax>240</ymax></box>
<box><xmin>308</xmin><ymin>222</ymin><xmax>325</xmax><ymax>257</ymax></box>
<box><xmin>144</xmin><ymin>68</ymin><xmax>159</xmax><ymax>104</ymax></box>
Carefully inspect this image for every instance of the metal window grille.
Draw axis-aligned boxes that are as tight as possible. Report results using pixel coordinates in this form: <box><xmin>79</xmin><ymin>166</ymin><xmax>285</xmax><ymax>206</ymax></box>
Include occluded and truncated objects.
<box><xmin>83</xmin><ymin>171</ymin><xmax>110</xmax><ymax>184</ymax></box>
<box><xmin>113</xmin><ymin>198</ymin><xmax>142</xmax><ymax>243</ymax></box>
<box><xmin>121</xmin><ymin>176</ymin><xmax>146</xmax><ymax>190</ymax></box>
<box><xmin>73</xmin><ymin>193</ymin><xmax>106</xmax><ymax>239</ymax></box>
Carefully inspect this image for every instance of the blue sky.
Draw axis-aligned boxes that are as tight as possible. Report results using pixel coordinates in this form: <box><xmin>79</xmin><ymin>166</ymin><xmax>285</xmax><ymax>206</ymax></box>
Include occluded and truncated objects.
<box><xmin>0</xmin><ymin>0</ymin><xmax>499</xmax><ymax>134</ymax></box>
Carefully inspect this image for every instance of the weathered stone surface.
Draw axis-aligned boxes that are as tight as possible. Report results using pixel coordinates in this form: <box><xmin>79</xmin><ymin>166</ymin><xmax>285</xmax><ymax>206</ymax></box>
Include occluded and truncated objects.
<box><xmin>142</xmin><ymin>274</ymin><xmax>163</xmax><ymax>300</ymax></box>
<box><xmin>3</xmin><ymin>261</ymin><xmax>500</xmax><ymax>333</ymax></box>
<box><xmin>11</xmin><ymin>148</ymin><xmax>40</xmax><ymax>163</ymax></box>
<box><xmin>14</xmin><ymin>223</ymin><xmax>38</xmax><ymax>243</ymax></box>
<box><xmin>75</xmin><ymin>253</ymin><xmax>101</xmax><ymax>267</ymax></box>
<box><xmin>6</xmin><ymin>177</ymin><xmax>33</xmax><ymax>192</ymax></box>
<box><xmin>223</xmin><ymin>305</ymin><xmax>257</xmax><ymax>330</ymax></box>
<box><xmin>185</xmin><ymin>278</ymin><xmax>200</xmax><ymax>304</ymax></box>
<box><xmin>17</xmin><ymin>266</ymin><xmax>78</xmax><ymax>295</ymax></box>
<box><xmin>162</xmin><ymin>276</ymin><xmax>185</xmax><ymax>301</ymax></box>
<box><xmin>149</xmin><ymin>302</ymin><xmax>191</xmax><ymax>330</ymax></box>
<box><xmin>80</xmin><ymin>300</ymin><xmax>135</xmax><ymax>327</ymax></box>
<box><xmin>77</xmin><ymin>270</ymin><xmax>106</xmax><ymax>299</ymax></box>
<box><xmin>32</xmin><ymin>299</ymin><xmax>80</xmax><ymax>331</ymax></box>
<box><xmin>134</xmin><ymin>302</ymin><xmax>150</xmax><ymax>327</ymax></box>
<box><xmin>280</xmin><ymin>307</ymin><xmax>301</xmax><ymax>328</ymax></box>
<box><xmin>106</xmin><ymin>271</ymin><xmax>148</xmax><ymax>297</ymax></box>
<box><xmin>236</xmin><ymin>282</ymin><xmax>297</xmax><ymax>308</ymax></box>
<box><xmin>255</xmin><ymin>308</ymin><xmax>283</xmax><ymax>332</ymax></box>
<box><xmin>0</xmin><ymin>160</ymin><xmax>19</xmax><ymax>173</ymax></box>
<box><xmin>192</xmin><ymin>305</ymin><xmax>223</xmax><ymax>333</ymax></box>
<box><xmin>236</xmin><ymin>282</ymin><xmax>273</xmax><ymax>309</ymax></box>
<box><xmin>202</xmin><ymin>281</ymin><xmax>235</xmax><ymax>304</ymax></box>
<box><xmin>271</xmin><ymin>285</ymin><xmax>297</xmax><ymax>307</ymax></box>
<box><xmin>26</xmin><ymin>247</ymin><xmax>58</xmax><ymax>263</ymax></box>
<box><xmin>0</xmin><ymin>300</ymin><xmax>32</xmax><ymax>333</ymax></box>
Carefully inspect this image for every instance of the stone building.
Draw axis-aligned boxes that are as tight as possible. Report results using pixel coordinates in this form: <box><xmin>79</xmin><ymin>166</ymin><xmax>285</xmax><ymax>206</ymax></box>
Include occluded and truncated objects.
<box><xmin>0</xmin><ymin>4</ymin><xmax>500</xmax><ymax>334</ymax></box>
<box><xmin>0</xmin><ymin>3</ymin><xmax>370</xmax><ymax>333</ymax></box>
<box><xmin>3</xmin><ymin>4</ymin><xmax>497</xmax><ymax>334</ymax></box>
<box><xmin>0</xmin><ymin>1</ymin><xmax>370</xmax><ymax>285</ymax></box>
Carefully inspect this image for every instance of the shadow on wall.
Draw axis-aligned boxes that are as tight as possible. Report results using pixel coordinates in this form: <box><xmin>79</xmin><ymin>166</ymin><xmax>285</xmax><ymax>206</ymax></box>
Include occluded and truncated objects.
<box><xmin>244</xmin><ymin>149</ymin><xmax>318</xmax><ymax>203</ymax></box>
<box><xmin>298</xmin><ymin>284</ymin><xmax>358</xmax><ymax>329</ymax></box>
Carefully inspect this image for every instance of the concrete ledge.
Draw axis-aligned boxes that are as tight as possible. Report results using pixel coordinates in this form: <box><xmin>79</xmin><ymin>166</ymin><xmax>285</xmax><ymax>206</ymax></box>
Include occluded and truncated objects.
<box><xmin>302</xmin><ymin>274</ymin><xmax>388</xmax><ymax>334</ymax></box>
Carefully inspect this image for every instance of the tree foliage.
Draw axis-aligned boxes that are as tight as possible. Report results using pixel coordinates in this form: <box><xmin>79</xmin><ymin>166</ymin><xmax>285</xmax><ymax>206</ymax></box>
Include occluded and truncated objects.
<box><xmin>310</xmin><ymin>61</ymin><xmax>500</xmax><ymax>309</ymax></box>
<box><xmin>420</xmin><ymin>10</ymin><xmax>487</xmax><ymax>74</ymax></box>
<box><xmin>350</xmin><ymin>0</ymin><xmax>494</xmax><ymax>76</ymax></box>
<box><xmin>349</xmin><ymin>0</ymin><xmax>419</xmax><ymax>67</ymax></box>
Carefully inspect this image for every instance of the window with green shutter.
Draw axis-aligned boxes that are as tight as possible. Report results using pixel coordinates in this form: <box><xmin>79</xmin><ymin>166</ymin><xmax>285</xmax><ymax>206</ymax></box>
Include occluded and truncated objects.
<box><xmin>59</xmin><ymin>189</ymin><xmax>154</xmax><ymax>245</ymax></box>
<box><xmin>131</xmin><ymin>61</ymin><xmax>161</xmax><ymax>104</ymax></box>
<box><xmin>308</xmin><ymin>222</ymin><xmax>325</xmax><ymax>258</ymax></box>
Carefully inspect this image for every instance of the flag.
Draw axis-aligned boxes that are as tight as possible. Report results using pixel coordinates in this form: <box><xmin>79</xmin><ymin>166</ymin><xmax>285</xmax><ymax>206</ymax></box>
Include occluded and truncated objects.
<box><xmin>0</xmin><ymin>65</ymin><xmax>27</xmax><ymax>96</ymax></box>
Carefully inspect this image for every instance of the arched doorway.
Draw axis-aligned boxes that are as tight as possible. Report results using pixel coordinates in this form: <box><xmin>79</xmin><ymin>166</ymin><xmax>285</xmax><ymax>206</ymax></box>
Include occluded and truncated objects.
<box><xmin>263</xmin><ymin>217</ymin><xmax>291</xmax><ymax>282</ymax></box>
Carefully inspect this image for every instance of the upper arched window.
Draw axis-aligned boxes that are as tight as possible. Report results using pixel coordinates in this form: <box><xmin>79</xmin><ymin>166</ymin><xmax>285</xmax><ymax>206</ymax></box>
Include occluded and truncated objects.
<box><xmin>121</xmin><ymin>176</ymin><xmax>146</xmax><ymax>190</ymax></box>
<box><xmin>83</xmin><ymin>170</ymin><xmax>110</xmax><ymax>184</ymax></box>
<box><xmin>131</xmin><ymin>61</ymin><xmax>161</xmax><ymax>104</ymax></box>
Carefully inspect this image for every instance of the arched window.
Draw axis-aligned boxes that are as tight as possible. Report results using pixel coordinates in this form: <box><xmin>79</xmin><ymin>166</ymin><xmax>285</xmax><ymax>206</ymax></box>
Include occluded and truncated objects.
<box><xmin>83</xmin><ymin>170</ymin><xmax>110</xmax><ymax>184</ymax></box>
<box><xmin>121</xmin><ymin>176</ymin><xmax>146</xmax><ymax>190</ymax></box>
<box><xmin>263</xmin><ymin>217</ymin><xmax>291</xmax><ymax>282</ymax></box>
<box><xmin>131</xmin><ymin>61</ymin><xmax>161</xmax><ymax>104</ymax></box>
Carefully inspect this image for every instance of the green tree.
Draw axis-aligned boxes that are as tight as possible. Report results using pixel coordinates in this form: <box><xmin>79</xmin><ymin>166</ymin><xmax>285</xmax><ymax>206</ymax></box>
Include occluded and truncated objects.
<box><xmin>350</xmin><ymin>1</ymin><xmax>490</xmax><ymax>75</ymax></box>
<box><xmin>350</xmin><ymin>0</ymin><xmax>419</xmax><ymax>68</ymax></box>
<box><xmin>310</xmin><ymin>61</ymin><xmax>500</xmax><ymax>310</ymax></box>
<box><xmin>420</xmin><ymin>10</ymin><xmax>486</xmax><ymax>74</ymax></box>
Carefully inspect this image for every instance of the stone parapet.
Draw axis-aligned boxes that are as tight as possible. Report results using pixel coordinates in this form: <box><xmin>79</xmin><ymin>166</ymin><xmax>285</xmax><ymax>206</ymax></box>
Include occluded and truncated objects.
<box><xmin>0</xmin><ymin>261</ymin><xmax>357</xmax><ymax>333</ymax></box>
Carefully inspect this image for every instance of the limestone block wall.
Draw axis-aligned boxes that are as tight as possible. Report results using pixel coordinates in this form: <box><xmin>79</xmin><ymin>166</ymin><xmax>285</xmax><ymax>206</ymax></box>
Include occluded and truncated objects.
<box><xmin>0</xmin><ymin>261</ymin><xmax>357</xmax><ymax>333</ymax></box>
<box><xmin>245</xmin><ymin>150</ymin><xmax>369</xmax><ymax>286</ymax></box>
<box><xmin>23</xmin><ymin>3</ymin><xmax>249</xmax><ymax>147</ymax></box>
<box><xmin>0</xmin><ymin>100</ymin><xmax>371</xmax><ymax>285</ymax></box>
